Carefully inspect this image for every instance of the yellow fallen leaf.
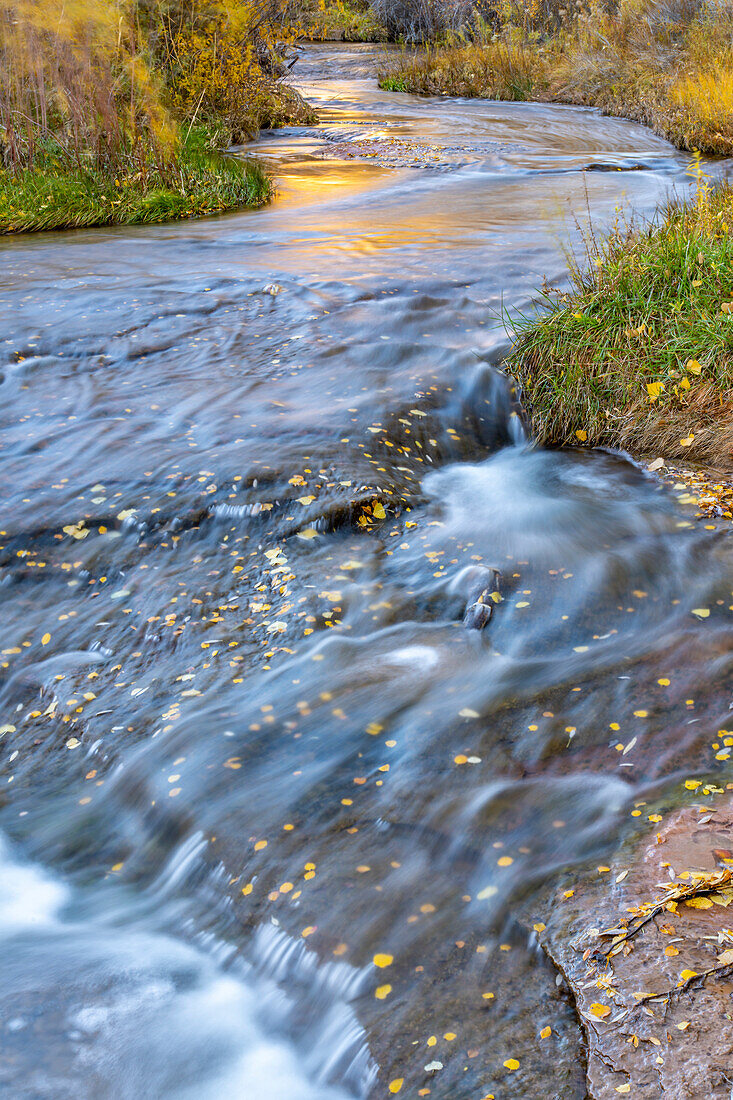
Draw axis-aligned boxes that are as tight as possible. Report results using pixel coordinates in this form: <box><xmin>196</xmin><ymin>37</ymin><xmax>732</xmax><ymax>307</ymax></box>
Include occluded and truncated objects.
<box><xmin>677</xmin><ymin>1021</ymin><xmax>690</xmax><ymax>1030</ymax></box>
<box><xmin>373</xmin><ymin>953</ymin><xmax>393</xmax><ymax>968</ymax></box>
<box><xmin>388</xmin><ymin>1079</ymin><xmax>404</xmax><ymax>1094</ymax></box>
<box><xmin>692</xmin><ymin>608</ymin><xmax>709</xmax><ymax>619</ymax></box>
<box><xmin>372</xmin><ymin>501</ymin><xmax>386</xmax><ymax>519</ymax></box>
<box><xmin>686</xmin><ymin>359</ymin><xmax>702</xmax><ymax>374</ymax></box>
<box><xmin>540</xmin><ymin>1026</ymin><xmax>552</xmax><ymax>1038</ymax></box>
<box><xmin>679</xmin><ymin>376</ymin><xmax>690</xmax><ymax>391</ymax></box>
<box><xmin>680</xmin><ymin>434</ymin><xmax>694</xmax><ymax>447</ymax></box>
<box><xmin>646</xmin><ymin>381</ymin><xmax>664</xmax><ymax>400</ymax></box>
<box><xmin>685</xmin><ymin>779</ymin><xmax>701</xmax><ymax>789</ymax></box>
<box><xmin>717</xmin><ymin>948</ymin><xmax>733</xmax><ymax>965</ymax></box>
<box><xmin>678</xmin><ymin>969</ymin><xmax>698</xmax><ymax>982</ymax></box>
<box><xmin>41</xmin><ymin>633</ymin><xmax>51</xmax><ymax>645</ymax></box>
<box><xmin>684</xmin><ymin>897</ymin><xmax>712</xmax><ymax>909</ymax></box>
<box><xmin>296</xmin><ymin>495</ymin><xmax>316</xmax><ymax>506</ymax></box>
<box><xmin>589</xmin><ymin>1003</ymin><xmax>611</xmax><ymax>1019</ymax></box>
<box><xmin>615</xmin><ymin>1086</ymin><xmax>631</xmax><ymax>1094</ymax></box>
<box><xmin>575</xmin><ymin>430</ymin><xmax>587</xmax><ymax>442</ymax></box>
<box><xmin>503</xmin><ymin>1058</ymin><xmax>520</xmax><ymax>1071</ymax></box>
<box><xmin>664</xmin><ymin>945</ymin><xmax>679</xmax><ymax>956</ymax></box>
<box><xmin>375</xmin><ymin>984</ymin><xmax>392</xmax><ymax>999</ymax></box>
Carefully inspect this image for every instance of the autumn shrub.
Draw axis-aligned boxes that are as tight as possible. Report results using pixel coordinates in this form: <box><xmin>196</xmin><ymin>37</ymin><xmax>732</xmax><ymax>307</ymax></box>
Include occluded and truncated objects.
<box><xmin>506</xmin><ymin>171</ymin><xmax>733</xmax><ymax>466</ymax></box>
<box><xmin>147</xmin><ymin>0</ymin><xmax>315</xmax><ymax>142</ymax></box>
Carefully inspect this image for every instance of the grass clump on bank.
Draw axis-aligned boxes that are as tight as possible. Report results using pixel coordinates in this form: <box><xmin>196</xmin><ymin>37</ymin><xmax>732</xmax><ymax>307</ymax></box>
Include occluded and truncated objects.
<box><xmin>0</xmin><ymin>135</ymin><xmax>270</xmax><ymax>234</ymax></box>
<box><xmin>507</xmin><ymin>172</ymin><xmax>733</xmax><ymax>466</ymax></box>
<box><xmin>0</xmin><ymin>0</ymin><xmax>312</xmax><ymax>234</ymax></box>
<box><xmin>377</xmin><ymin>0</ymin><xmax>733</xmax><ymax>155</ymax></box>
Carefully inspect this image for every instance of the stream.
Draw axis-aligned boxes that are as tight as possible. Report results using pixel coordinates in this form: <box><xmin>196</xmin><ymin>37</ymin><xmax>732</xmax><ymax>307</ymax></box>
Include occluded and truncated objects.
<box><xmin>1</xmin><ymin>43</ymin><xmax>732</xmax><ymax>1099</ymax></box>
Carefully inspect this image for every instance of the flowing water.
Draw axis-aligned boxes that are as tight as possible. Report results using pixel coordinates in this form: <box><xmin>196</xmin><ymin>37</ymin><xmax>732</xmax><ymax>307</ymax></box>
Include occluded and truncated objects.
<box><xmin>1</xmin><ymin>43</ymin><xmax>733</xmax><ymax>1099</ymax></box>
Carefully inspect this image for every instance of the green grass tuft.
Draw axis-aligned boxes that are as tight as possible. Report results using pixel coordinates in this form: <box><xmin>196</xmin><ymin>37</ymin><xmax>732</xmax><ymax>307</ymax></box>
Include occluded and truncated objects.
<box><xmin>0</xmin><ymin>135</ymin><xmax>271</xmax><ymax>235</ymax></box>
<box><xmin>506</xmin><ymin>179</ymin><xmax>733</xmax><ymax>467</ymax></box>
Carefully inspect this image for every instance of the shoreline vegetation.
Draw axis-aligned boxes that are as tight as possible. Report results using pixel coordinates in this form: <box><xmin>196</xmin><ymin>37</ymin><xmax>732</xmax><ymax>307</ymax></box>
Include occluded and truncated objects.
<box><xmin>505</xmin><ymin>169</ymin><xmax>733</xmax><ymax>466</ymax></box>
<box><xmin>0</xmin><ymin>0</ymin><xmax>315</xmax><ymax>235</ymax></box>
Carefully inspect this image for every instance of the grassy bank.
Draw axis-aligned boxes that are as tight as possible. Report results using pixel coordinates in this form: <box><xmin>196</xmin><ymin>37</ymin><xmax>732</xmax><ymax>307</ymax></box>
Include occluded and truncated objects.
<box><xmin>377</xmin><ymin>0</ymin><xmax>733</xmax><ymax>155</ymax></box>
<box><xmin>506</xmin><ymin>176</ymin><xmax>733</xmax><ymax>466</ymax></box>
<box><xmin>0</xmin><ymin>0</ymin><xmax>314</xmax><ymax>234</ymax></box>
<box><xmin>0</xmin><ymin>139</ymin><xmax>270</xmax><ymax>235</ymax></box>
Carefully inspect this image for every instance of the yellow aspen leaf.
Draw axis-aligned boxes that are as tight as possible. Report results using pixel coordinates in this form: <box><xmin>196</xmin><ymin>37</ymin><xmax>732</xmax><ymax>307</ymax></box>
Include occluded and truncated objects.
<box><xmin>503</xmin><ymin>1058</ymin><xmax>520</xmax><ymax>1071</ymax></box>
<box><xmin>664</xmin><ymin>945</ymin><xmax>679</xmax><ymax>956</ymax></box>
<box><xmin>373</xmin><ymin>953</ymin><xmax>394</xmax><ymax>968</ymax></box>
<box><xmin>497</xmin><ymin>856</ymin><xmax>513</xmax><ymax>867</ymax></box>
<box><xmin>388</xmin><ymin>1079</ymin><xmax>404</xmax><ymax>1094</ymax></box>
<box><xmin>685</xmin><ymin>779</ymin><xmax>701</xmax><ymax>789</ymax></box>
<box><xmin>302</xmin><ymin>926</ymin><xmax>316</xmax><ymax>937</ymax></box>
<box><xmin>615</xmin><ymin>1086</ymin><xmax>631</xmax><ymax>1094</ymax></box>
<box><xmin>372</xmin><ymin>502</ymin><xmax>386</xmax><ymax>519</ymax></box>
<box><xmin>686</xmin><ymin>359</ymin><xmax>702</xmax><ymax>374</ymax></box>
<box><xmin>540</xmin><ymin>1026</ymin><xmax>552</xmax><ymax>1038</ymax></box>
<box><xmin>679</xmin><ymin>434</ymin><xmax>694</xmax><ymax>447</ymax></box>
<box><xmin>646</xmin><ymin>381</ymin><xmax>664</xmax><ymax>400</ymax></box>
<box><xmin>296</xmin><ymin>496</ymin><xmax>316</xmax><ymax>505</ymax></box>
<box><xmin>684</xmin><ymin>897</ymin><xmax>712</xmax><ymax>909</ymax></box>
<box><xmin>589</xmin><ymin>1003</ymin><xmax>611</xmax><ymax>1019</ymax></box>
<box><xmin>677</xmin><ymin>1021</ymin><xmax>690</xmax><ymax>1030</ymax></box>
<box><xmin>375</xmin><ymin>984</ymin><xmax>392</xmax><ymax>999</ymax></box>
<box><xmin>679</xmin><ymin>376</ymin><xmax>690</xmax><ymax>391</ymax></box>
<box><xmin>692</xmin><ymin>608</ymin><xmax>709</xmax><ymax>618</ymax></box>
<box><xmin>41</xmin><ymin>633</ymin><xmax>51</xmax><ymax>645</ymax></box>
<box><xmin>678</xmin><ymin>969</ymin><xmax>698</xmax><ymax>982</ymax></box>
<box><xmin>575</xmin><ymin>430</ymin><xmax>587</xmax><ymax>442</ymax></box>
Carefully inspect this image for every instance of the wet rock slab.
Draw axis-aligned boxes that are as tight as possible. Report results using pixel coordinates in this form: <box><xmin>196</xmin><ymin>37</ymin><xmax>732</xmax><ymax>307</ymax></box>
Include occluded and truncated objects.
<box><xmin>536</xmin><ymin>798</ymin><xmax>733</xmax><ymax>1098</ymax></box>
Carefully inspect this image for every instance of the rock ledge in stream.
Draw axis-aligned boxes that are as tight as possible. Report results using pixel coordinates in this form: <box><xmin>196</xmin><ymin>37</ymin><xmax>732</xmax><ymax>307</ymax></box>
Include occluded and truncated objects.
<box><xmin>536</xmin><ymin>801</ymin><xmax>733</xmax><ymax>1098</ymax></box>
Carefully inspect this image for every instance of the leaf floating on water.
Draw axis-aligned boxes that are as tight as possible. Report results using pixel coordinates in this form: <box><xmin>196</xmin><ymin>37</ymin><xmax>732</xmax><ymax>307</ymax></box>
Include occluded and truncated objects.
<box><xmin>388</xmin><ymin>1081</ymin><xmax>403</xmax><ymax>1094</ymax></box>
<box><xmin>459</xmin><ymin>708</ymin><xmax>479</xmax><ymax>718</ymax></box>
<box><xmin>66</xmin><ymin>737</ymin><xmax>80</xmax><ymax>749</ymax></box>
<box><xmin>540</xmin><ymin>1026</ymin><xmax>552</xmax><ymax>1038</ymax></box>
<box><xmin>691</xmin><ymin>608</ymin><xmax>710</xmax><ymax>619</ymax></box>
<box><xmin>373</xmin><ymin>953</ymin><xmax>393</xmax><ymax>968</ymax></box>
<box><xmin>424</xmin><ymin>1061</ymin><xmax>443</xmax><ymax>1073</ymax></box>
<box><xmin>477</xmin><ymin>885</ymin><xmax>498</xmax><ymax>901</ymax></box>
<box><xmin>296</xmin><ymin>496</ymin><xmax>316</xmax><ymax>506</ymax></box>
<box><xmin>503</xmin><ymin>1058</ymin><xmax>520</xmax><ymax>1071</ymax></box>
<box><xmin>372</xmin><ymin>501</ymin><xmax>386</xmax><ymax>519</ymax></box>
<box><xmin>62</xmin><ymin>522</ymin><xmax>88</xmax><ymax>539</ymax></box>
<box><xmin>375</xmin><ymin>984</ymin><xmax>392</xmax><ymax>999</ymax></box>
